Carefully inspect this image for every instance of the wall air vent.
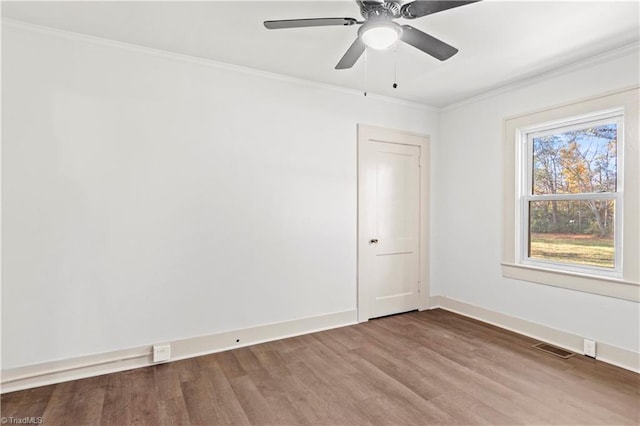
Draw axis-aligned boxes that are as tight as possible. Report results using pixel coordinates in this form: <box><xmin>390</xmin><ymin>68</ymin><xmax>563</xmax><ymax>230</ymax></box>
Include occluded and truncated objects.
<box><xmin>533</xmin><ymin>342</ymin><xmax>574</xmax><ymax>359</ymax></box>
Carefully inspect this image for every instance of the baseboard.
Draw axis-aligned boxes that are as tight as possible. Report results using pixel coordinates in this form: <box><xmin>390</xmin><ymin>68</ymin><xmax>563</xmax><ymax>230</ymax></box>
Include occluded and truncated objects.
<box><xmin>5</xmin><ymin>300</ymin><xmax>635</xmax><ymax>393</ymax></box>
<box><xmin>431</xmin><ymin>296</ymin><xmax>639</xmax><ymax>374</ymax></box>
<box><xmin>427</xmin><ymin>295</ymin><xmax>442</xmax><ymax>309</ymax></box>
<box><xmin>0</xmin><ymin>309</ymin><xmax>357</xmax><ymax>394</ymax></box>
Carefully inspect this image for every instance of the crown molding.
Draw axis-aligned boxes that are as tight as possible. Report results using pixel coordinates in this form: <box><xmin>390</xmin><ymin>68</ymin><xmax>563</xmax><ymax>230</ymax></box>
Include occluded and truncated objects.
<box><xmin>4</xmin><ymin>17</ymin><xmax>637</xmax><ymax>119</ymax></box>
<box><xmin>1</xmin><ymin>17</ymin><xmax>438</xmax><ymax>112</ymax></box>
<box><xmin>441</xmin><ymin>41</ymin><xmax>640</xmax><ymax>112</ymax></box>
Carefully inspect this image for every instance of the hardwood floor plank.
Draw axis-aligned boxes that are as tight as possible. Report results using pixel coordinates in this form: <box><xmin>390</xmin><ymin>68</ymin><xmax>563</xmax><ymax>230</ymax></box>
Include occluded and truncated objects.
<box><xmin>428</xmin><ymin>391</ymin><xmax>520</xmax><ymax>426</ymax></box>
<box><xmin>284</xmin><ymin>360</ymin><xmax>376</xmax><ymax>425</ymax></box>
<box><xmin>231</xmin><ymin>347</ymin><xmax>262</xmax><ymax>373</ymax></box>
<box><xmin>181</xmin><ymin>376</ymin><xmax>226</xmax><ymax>425</ymax></box>
<box><xmin>153</xmin><ymin>363</ymin><xmax>191</xmax><ymax>426</ymax></box>
<box><xmin>0</xmin><ymin>384</ymin><xmax>55</xmax><ymax>422</ymax></box>
<box><xmin>244</xmin><ymin>367</ymin><xmax>312</xmax><ymax>425</ymax></box>
<box><xmin>41</xmin><ymin>380</ymin><xmax>104</xmax><ymax>426</ymax></box>
<box><xmin>129</xmin><ymin>367</ymin><xmax>161</xmax><ymax>425</ymax></box>
<box><xmin>405</xmin><ymin>345</ymin><xmax>580</xmax><ymax>424</ymax></box>
<box><xmin>248</xmin><ymin>345</ymin><xmax>288</xmax><ymax>377</ymax></box>
<box><xmin>359</xmin><ymin>343</ymin><xmax>451</xmax><ymax>400</ymax></box>
<box><xmin>472</xmin><ymin>342</ymin><xmax>638</xmax><ymax>423</ymax></box>
<box><xmin>228</xmin><ymin>375</ymin><xmax>279</xmax><ymax>425</ymax></box>
<box><xmin>3</xmin><ymin>309</ymin><xmax>638</xmax><ymax>425</ymax></box>
<box><xmin>195</xmin><ymin>357</ymin><xmax>251</xmax><ymax>426</ymax></box>
<box><xmin>348</xmin><ymin>356</ymin><xmax>453</xmax><ymax>425</ymax></box>
<box><xmin>215</xmin><ymin>351</ymin><xmax>247</xmax><ymax>381</ymax></box>
<box><xmin>99</xmin><ymin>371</ymin><xmax>133</xmax><ymax>426</ymax></box>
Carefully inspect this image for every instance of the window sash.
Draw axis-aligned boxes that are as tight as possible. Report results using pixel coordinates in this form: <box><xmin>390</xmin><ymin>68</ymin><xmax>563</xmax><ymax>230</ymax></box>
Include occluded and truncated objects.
<box><xmin>526</xmin><ymin>115</ymin><xmax>621</xmax><ymax>141</ymax></box>
<box><xmin>525</xmin><ymin>115</ymin><xmax>622</xmax><ymax>198</ymax></box>
<box><xmin>520</xmin><ymin>195</ymin><xmax>622</xmax><ymax>275</ymax></box>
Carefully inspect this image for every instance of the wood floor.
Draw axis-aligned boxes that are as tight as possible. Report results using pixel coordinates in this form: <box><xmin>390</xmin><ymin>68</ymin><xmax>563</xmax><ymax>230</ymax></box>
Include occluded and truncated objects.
<box><xmin>2</xmin><ymin>309</ymin><xmax>639</xmax><ymax>425</ymax></box>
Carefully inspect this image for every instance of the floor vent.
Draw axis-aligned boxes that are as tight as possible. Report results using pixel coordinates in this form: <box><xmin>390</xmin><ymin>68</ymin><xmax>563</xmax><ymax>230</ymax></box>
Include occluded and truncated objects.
<box><xmin>533</xmin><ymin>342</ymin><xmax>574</xmax><ymax>359</ymax></box>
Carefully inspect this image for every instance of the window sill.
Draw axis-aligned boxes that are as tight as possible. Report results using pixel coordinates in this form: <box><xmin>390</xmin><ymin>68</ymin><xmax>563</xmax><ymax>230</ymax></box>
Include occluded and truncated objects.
<box><xmin>501</xmin><ymin>262</ymin><xmax>639</xmax><ymax>302</ymax></box>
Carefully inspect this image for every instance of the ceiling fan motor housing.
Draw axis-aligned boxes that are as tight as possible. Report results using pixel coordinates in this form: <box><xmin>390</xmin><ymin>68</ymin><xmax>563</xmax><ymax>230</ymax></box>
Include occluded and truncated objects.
<box><xmin>357</xmin><ymin>1</ymin><xmax>403</xmax><ymax>20</ymax></box>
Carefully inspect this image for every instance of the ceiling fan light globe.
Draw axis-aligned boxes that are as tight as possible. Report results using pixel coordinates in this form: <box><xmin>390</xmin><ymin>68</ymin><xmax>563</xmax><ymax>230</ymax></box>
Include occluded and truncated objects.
<box><xmin>361</xmin><ymin>25</ymin><xmax>399</xmax><ymax>50</ymax></box>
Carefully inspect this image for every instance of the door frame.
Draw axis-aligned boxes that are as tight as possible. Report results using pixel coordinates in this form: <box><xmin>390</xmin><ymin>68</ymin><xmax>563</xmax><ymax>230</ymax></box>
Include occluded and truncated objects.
<box><xmin>357</xmin><ymin>124</ymin><xmax>431</xmax><ymax>323</ymax></box>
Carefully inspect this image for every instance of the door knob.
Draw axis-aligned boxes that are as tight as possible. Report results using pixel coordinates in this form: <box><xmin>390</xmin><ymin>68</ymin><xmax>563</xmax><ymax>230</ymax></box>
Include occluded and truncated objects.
<box><xmin>369</xmin><ymin>239</ymin><xmax>379</xmax><ymax>244</ymax></box>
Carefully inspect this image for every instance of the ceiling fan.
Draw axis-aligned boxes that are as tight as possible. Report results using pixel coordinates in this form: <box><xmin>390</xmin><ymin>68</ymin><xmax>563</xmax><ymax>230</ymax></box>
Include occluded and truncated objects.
<box><xmin>264</xmin><ymin>0</ymin><xmax>480</xmax><ymax>70</ymax></box>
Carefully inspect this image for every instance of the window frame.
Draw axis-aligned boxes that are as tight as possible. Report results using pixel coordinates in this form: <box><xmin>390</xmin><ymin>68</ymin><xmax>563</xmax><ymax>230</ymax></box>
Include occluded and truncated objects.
<box><xmin>517</xmin><ymin>110</ymin><xmax>624</xmax><ymax>278</ymax></box>
<box><xmin>502</xmin><ymin>87</ymin><xmax>640</xmax><ymax>302</ymax></box>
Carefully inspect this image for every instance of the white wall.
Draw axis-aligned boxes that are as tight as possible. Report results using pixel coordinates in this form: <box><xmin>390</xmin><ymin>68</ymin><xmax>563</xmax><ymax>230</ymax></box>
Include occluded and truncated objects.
<box><xmin>1</xmin><ymin>23</ymin><xmax>438</xmax><ymax>369</ymax></box>
<box><xmin>433</xmin><ymin>48</ymin><xmax>640</xmax><ymax>353</ymax></box>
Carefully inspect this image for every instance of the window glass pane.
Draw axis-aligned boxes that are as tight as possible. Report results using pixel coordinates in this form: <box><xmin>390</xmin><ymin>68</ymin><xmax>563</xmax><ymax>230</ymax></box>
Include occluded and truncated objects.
<box><xmin>529</xmin><ymin>199</ymin><xmax>615</xmax><ymax>268</ymax></box>
<box><xmin>532</xmin><ymin>123</ymin><xmax>617</xmax><ymax>195</ymax></box>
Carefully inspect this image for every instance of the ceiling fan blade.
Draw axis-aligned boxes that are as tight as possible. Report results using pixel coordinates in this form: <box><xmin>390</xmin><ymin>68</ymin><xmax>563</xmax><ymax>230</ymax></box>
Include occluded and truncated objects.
<box><xmin>401</xmin><ymin>1</ymin><xmax>480</xmax><ymax>19</ymax></box>
<box><xmin>335</xmin><ymin>37</ymin><xmax>366</xmax><ymax>69</ymax></box>
<box><xmin>400</xmin><ymin>25</ymin><xmax>458</xmax><ymax>61</ymax></box>
<box><xmin>264</xmin><ymin>18</ymin><xmax>357</xmax><ymax>30</ymax></box>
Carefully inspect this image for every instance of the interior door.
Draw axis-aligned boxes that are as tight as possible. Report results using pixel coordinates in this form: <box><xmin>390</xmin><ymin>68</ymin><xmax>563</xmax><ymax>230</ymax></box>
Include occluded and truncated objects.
<box><xmin>358</xmin><ymin>125</ymin><xmax>427</xmax><ymax>321</ymax></box>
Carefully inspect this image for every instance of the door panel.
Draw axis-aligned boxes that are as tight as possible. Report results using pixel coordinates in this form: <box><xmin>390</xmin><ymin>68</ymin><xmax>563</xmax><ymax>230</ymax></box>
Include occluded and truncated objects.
<box><xmin>371</xmin><ymin>142</ymin><xmax>420</xmax><ymax>318</ymax></box>
<box><xmin>358</xmin><ymin>126</ymin><xmax>426</xmax><ymax>321</ymax></box>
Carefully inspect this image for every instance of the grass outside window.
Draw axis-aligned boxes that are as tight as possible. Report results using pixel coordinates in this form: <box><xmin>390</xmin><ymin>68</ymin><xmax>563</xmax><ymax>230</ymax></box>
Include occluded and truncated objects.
<box><xmin>529</xmin><ymin>233</ymin><xmax>614</xmax><ymax>268</ymax></box>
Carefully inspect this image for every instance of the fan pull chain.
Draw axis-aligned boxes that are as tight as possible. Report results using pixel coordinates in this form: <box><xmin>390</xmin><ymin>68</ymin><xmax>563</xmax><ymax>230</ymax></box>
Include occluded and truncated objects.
<box><xmin>364</xmin><ymin>48</ymin><xmax>368</xmax><ymax>97</ymax></box>
<box><xmin>393</xmin><ymin>42</ymin><xmax>398</xmax><ymax>89</ymax></box>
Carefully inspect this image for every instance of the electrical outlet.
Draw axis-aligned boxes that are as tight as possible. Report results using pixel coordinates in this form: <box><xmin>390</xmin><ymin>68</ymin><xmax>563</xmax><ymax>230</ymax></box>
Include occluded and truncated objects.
<box><xmin>583</xmin><ymin>339</ymin><xmax>596</xmax><ymax>358</ymax></box>
<box><xmin>153</xmin><ymin>344</ymin><xmax>171</xmax><ymax>363</ymax></box>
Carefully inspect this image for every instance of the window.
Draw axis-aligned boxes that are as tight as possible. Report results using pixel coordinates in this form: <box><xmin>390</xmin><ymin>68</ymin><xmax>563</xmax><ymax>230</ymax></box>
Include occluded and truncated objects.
<box><xmin>521</xmin><ymin>111</ymin><xmax>622</xmax><ymax>276</ymax></box>
<box><xmin>502</xmin><ymin>88</ymin><xmax>639</xmax><ymax>302</ymax></box>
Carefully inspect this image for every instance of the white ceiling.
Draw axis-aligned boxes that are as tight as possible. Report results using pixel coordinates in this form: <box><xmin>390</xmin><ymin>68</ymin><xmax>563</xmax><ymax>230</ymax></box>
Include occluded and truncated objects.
<box><xmin>3</xmin><ymin>1</ymin><xmax>639</xmax><ymax>107</ymax></box>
